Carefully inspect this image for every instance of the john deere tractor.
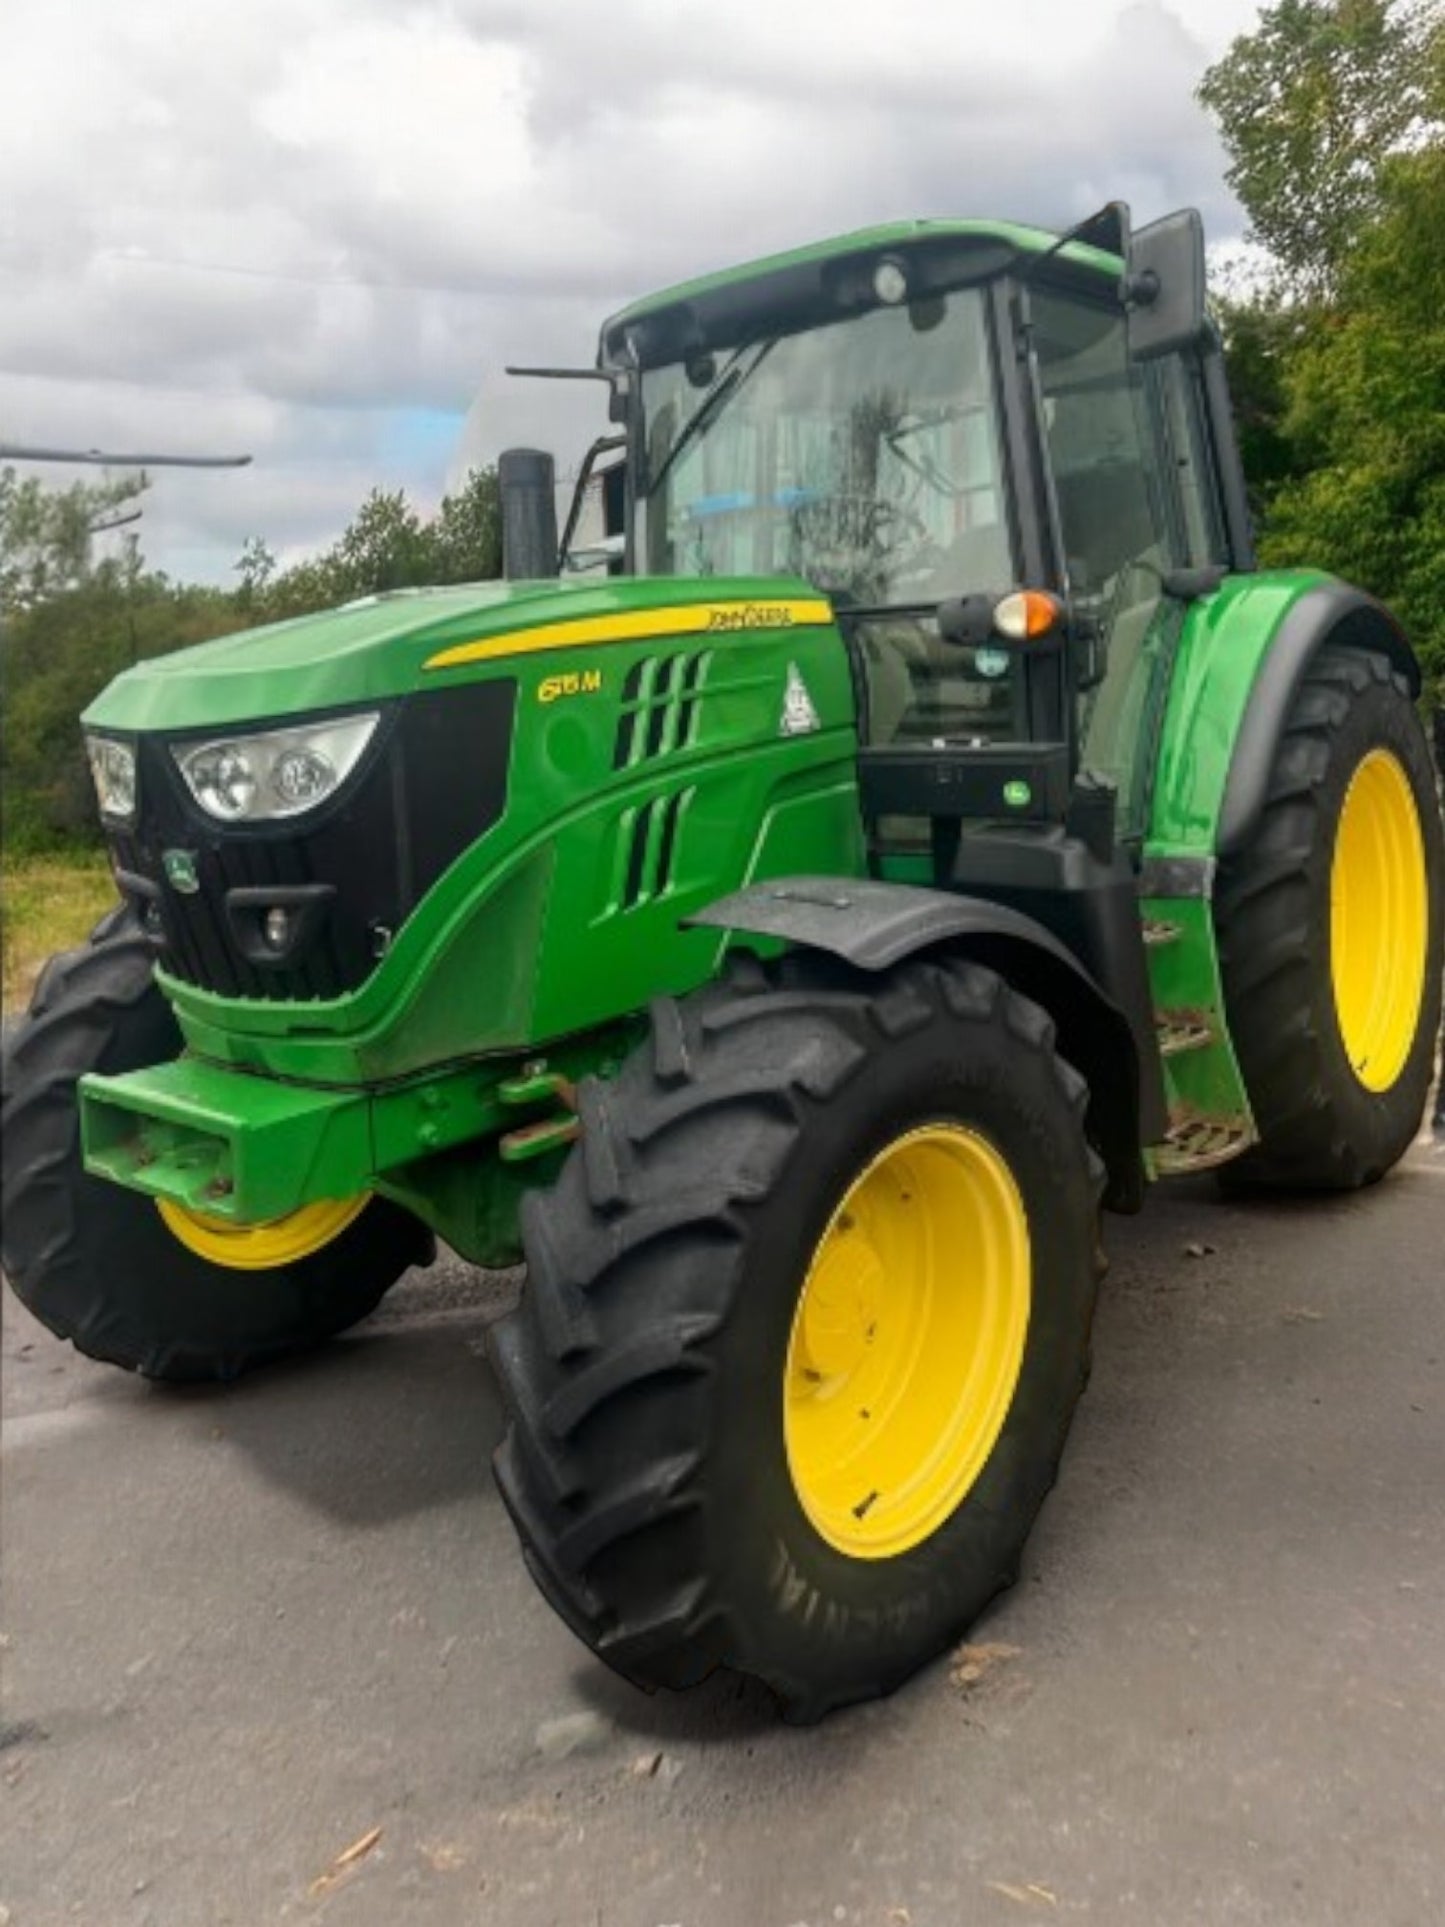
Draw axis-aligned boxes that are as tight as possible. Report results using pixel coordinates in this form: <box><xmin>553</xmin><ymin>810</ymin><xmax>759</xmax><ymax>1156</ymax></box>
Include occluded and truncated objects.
<box><xmin>4</xmin><ymin>205</ymin><xmax>1441</xmax><ymax>1720</ymax></box>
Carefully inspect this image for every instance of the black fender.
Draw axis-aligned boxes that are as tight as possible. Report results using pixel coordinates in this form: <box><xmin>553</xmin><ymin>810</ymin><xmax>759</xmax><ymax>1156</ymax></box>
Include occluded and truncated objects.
<box><xmin>688</xmin><ymin>877</ymin><xmax>1150</xmax><ymax>1212</ymax></box>
<box><xmin>1218</xmin><ymin>582</ymin><xmax>1421</xmax><ymax>859</ymax></box>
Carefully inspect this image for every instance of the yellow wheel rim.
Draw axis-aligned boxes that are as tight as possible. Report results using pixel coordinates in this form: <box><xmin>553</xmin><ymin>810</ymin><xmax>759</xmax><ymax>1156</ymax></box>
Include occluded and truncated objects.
<box><xmin>784</xmin><ymin>1124</ymin><xmax>1031</xmax><ymax>1561</ymax></box>
<box><xmin>156</xmin><ymin>1194</ymin><xmax>370</xmax><ymax>1271</ymax></box>
<box><xmin>1330</xmin><ymin>748</ymin><xmax>1428</xmax><ymax>1093</ymax></box>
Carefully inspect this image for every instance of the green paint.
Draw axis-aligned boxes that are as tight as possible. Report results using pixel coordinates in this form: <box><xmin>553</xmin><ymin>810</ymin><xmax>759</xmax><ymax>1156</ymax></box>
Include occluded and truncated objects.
<box><xmin>83</xmin><ymin>574</ymin><xmax>830</xmax><ymax>733</ymax></box>
<box><xmin>81</xmin><ymin>1058</ymin><xmax>372</xmax><ymax>1221</ymax></box>
<box><xmin>117</xmin><ymin>588</ymin><xmax>862</xmax><ymax>1086</ymax></box>
<box><xmin>1145</xmin><ymin>569</ymin><xmax>1330</xmax><ymax>856</ymax></box>
<box><xmin>1140</xmin><ymin>898</ymin><xmax>1256</xmax><ymax>1162</ymax></box>
<box><xmin>1137</xmin><ymin>567</ymin><xmax>1333</xmax><ymax>1157</ymax></box>
<box><xmin>80</xmin><ymin>1021</ymin><xmax>638</xmax><ymax>1262</ymax></box>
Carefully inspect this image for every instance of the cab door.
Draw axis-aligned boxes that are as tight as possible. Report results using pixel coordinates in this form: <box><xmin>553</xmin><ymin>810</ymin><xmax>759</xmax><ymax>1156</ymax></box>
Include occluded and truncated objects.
<box><xmin>1029</xmin><ymin>288</ymin><xmax>1230</xmax><ymax>841</ymax></box>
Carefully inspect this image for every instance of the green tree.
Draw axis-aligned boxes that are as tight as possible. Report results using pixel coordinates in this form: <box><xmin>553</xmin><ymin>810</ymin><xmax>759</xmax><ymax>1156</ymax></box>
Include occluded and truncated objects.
<box><xmin>3</xmin><ymin>462</ymin><xmax>507</xmax><ymax>850</ymax></box>
<box><xmin>1199</xmin><ymin>0</ymin><xmax>1443</xmax><ymax>302</ymax></box>
<box><xmin>1258</xmin><ymin>142</ymin><xmax>1445</xmax><ymax>695</ymax></box>
<box><xmin>1201</xmin><ymin>1</ymin><xmax>1445</xmax><ymax>697</ymax></box>
<box><xmin>233</xmin><ymin>535</ymin><xmax>276</xmax><ymax>611</ymax></box>
<box><xmin>0</xmin><ymin>467</ymin><xmax>147</xmax><ymax>612</ymax></box>
<box><xmin>428</xmin><ymin>467</ymin><xmax>504</xmax><ymax>584</ymax></box>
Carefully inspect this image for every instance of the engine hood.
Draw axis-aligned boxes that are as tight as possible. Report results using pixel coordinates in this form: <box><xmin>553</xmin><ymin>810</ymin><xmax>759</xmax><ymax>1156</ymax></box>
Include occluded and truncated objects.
<box><xmin>84</xmin><ymin>575</ymin><xmax>824</xmax><ymax>733</ymax></box>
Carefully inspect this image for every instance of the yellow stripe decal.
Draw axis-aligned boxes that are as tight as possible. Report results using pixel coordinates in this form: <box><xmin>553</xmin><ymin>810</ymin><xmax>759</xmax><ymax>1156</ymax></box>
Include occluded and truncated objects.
<box><xmin>423</xmin><ymin>597</ymin><xmax>834</xmax><ymax>671</ymax></box>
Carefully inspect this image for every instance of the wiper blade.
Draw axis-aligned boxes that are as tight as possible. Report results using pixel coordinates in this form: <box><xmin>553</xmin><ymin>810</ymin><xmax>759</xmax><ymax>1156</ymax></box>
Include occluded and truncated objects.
<box><xmin>645</xmin><ymin>338</ymin><xmax>777</xmax><ymax>499</ymax></box>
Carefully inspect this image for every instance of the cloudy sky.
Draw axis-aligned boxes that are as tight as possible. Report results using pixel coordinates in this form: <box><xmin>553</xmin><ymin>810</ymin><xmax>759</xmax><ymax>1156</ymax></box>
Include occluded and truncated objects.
<box><xmin>2</xmin><ymin>0</ymin><xmax>1265</xmax><ymax>585</ymax></box>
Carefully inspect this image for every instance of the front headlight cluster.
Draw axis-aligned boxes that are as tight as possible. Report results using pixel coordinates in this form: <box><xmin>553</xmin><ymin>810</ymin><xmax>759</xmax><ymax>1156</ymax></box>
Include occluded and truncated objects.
<box><xmin>172</xmin><ymin>713</ymin><xmax>380</xmax><ymax>823</ymax></box>
<box><xmin>86</xmin><ymin>736</ymin><xmax>138</xmax><ymax>821</ymax></box>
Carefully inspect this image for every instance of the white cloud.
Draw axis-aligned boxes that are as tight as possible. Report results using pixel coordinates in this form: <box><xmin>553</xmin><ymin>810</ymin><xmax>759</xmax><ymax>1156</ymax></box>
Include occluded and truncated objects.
<box><xmin>0</xmin><ymin>0</ymin><xmax>1261</xmax><ymax>582</ymax></box>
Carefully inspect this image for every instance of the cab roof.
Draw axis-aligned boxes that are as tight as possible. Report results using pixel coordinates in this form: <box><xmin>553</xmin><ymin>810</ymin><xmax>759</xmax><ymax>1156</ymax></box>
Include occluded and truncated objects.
<box><xmin>599</xmin><ymin>218</ymin><xmax>1123</xmax><ymax>367</ymax></box>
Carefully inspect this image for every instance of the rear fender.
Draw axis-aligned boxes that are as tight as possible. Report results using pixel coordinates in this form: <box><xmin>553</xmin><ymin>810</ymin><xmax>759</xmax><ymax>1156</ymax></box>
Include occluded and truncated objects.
<box><xmin>1217</xmin><ymin>582</ymin><xmax>1421</xmax><ymax>858</ymax></box>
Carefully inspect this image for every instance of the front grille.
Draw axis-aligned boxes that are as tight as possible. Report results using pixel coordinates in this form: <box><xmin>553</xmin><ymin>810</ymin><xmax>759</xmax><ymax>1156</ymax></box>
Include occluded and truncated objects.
<box><xmin>108</xmin><ymin>682</ymin><xmax>515</xmax><ymax>1001</ymax></box>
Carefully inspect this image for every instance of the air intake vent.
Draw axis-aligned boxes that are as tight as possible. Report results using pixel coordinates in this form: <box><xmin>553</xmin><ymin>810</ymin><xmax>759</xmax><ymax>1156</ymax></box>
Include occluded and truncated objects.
<box><xmin>619</xmin><ymin>788</ymin><xmax>691</xmax><ymax>909</ymax></box>
<box><xmin>613</xmin><ymin>652</ymin><xmax>709</xmax><ymax>769</ymax></box>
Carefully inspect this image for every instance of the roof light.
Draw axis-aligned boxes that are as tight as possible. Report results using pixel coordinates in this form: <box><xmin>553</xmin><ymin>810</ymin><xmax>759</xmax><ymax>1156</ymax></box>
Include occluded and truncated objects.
<box><xmin>872</xmin><ymin>256</ymin><xmax>910</xmax><ymax>305</ymax></box>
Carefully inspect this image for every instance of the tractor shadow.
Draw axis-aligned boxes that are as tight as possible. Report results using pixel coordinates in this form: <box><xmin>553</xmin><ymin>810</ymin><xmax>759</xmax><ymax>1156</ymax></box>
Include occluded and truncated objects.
<box><xmin>147</xmin><ymin>1274</ymin><xmax>508</xmax><ymax>1530</ymax></box>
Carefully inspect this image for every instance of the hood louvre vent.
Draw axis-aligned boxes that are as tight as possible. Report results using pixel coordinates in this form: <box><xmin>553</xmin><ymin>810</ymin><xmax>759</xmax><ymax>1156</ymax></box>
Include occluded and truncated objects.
<box><xmin>619</xmin><ymin>787</ymin><xmax>692</xmax><ymax>910</ymax></box>
<box><xmin>612</xmin><ymin>651</ymin><xmax>709</xmax><ymax>770</ymax></box>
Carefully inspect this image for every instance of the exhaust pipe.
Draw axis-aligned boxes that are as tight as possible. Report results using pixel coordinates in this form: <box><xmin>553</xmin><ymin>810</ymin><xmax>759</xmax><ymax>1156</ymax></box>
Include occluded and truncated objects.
<box><xmin>499</xmin><ymin>447</ymin><xmax>558</xmax><ymax>580</ymax></box>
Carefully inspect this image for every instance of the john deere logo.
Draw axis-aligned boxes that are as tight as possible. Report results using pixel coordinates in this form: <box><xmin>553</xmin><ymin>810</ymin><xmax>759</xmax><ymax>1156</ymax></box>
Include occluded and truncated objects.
<box><xmin>163</xmin><ymin>849</ymin><xmax>201</xmax><ymax>894</ymax></box>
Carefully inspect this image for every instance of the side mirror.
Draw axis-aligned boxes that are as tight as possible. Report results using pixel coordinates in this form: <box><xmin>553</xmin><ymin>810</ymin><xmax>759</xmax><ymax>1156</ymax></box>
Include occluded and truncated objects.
<box><xmin>1124</xmin><ymin>208</ymin><xmax>1207</xmax><ymax>361</ymax></box>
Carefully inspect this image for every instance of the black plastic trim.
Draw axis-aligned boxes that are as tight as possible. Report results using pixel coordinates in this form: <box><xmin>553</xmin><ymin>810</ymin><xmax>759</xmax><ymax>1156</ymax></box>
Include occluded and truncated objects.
<box><xmin>1201</xmin><ymin>334</ymin><xmax>1256</xmax><ymax>572</ymax></box>
<box><xmin>687</xmin><ymin>876</ymin><xmax>1073</xmax><ymax>971</ymax></box>
<box><xmin>225</xmin><ymin>884</ymin><xmax>337</xmax><ymax>968</ymax></box>
<box><xmin>1218</xmin><ymin>583</ymin><xmax>1421</xmax><ymax>858</ymax></box>
<box><xmin>859</xmin><ymin>744</ymin><xmax>1072</xmax><ymax>823</ymax></box>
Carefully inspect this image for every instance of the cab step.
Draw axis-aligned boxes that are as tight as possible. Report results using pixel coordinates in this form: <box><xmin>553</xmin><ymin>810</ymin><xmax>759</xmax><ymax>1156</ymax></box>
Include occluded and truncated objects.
<box><xmin>1155</xmin><ymin>1111</ymin><xmax>1253</xmax><ymax>1175</ymax></box>
<box><xmin>1155</xmin><ymin>1009</ymin><xmax>1215</xmax><ymax>1057</ymax></box>
<box><xmin>1143</xmin><ymin>917</ymin><xmax>1183</xmax><ymax>948</ymax></box>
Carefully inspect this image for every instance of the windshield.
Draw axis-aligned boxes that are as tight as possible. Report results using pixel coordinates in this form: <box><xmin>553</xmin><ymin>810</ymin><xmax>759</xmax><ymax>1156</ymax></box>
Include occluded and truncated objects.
<box><xmin>639</xmin><ymin>288</ymin><xmax>1013</xmax><ymax>607</ymax></box>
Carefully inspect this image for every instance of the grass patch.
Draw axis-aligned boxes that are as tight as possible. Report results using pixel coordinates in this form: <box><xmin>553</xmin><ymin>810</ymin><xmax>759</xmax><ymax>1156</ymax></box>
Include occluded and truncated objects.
<box><xmin>2</xmin><ymin>850</ymin><xmax>118</xmax><ymax>1014</ymax></box>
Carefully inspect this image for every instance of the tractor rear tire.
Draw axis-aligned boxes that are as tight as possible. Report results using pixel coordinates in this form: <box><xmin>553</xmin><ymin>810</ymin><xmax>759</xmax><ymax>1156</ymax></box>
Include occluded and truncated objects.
<box><xmin>491</xmin><ymin>951</ymin><xmax>1103</xmax><ymax>1721</ymax></box>
<box><xmin>1</xmin><ymin>910</ymin><xmax>427</xmax><ymax>1381</ymax></box>
<box><xmin>1216</xmin><ymin>644</ymin><xmax>1444</xmax><ymax>1189</ymax></box>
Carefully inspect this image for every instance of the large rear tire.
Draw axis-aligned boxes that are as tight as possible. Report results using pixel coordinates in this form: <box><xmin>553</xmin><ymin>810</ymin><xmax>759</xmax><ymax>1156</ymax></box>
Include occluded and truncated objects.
<box><xmin>1</xmin><ymin>912</ymin><xmax>428</xmax><ymax>1381</ymax></box>
<box><xmin>491</xmin><ymin>952</ymin><xmax>1103</xmax><ymax>1721</ymax></box>
<box><xmin>1216</xmin><ymin>645</ymin><xmax>1444</xmax><ymax>1189</ymax></box>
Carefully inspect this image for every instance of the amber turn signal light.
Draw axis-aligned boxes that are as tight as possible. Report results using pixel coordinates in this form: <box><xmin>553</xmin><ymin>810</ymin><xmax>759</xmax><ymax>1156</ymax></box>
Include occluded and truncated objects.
<box><xmin>993</xmin><ymin>590</ymin><xmax>1064</xmax><ymax>640</ymax></box>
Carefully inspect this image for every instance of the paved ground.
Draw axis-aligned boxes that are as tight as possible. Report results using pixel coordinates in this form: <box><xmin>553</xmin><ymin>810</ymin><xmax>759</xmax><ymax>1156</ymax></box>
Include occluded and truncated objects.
<box><xmin>3</xmin><ymin>1129</ymin><xmax>1442</xmax><ymax>1927</ymax></box>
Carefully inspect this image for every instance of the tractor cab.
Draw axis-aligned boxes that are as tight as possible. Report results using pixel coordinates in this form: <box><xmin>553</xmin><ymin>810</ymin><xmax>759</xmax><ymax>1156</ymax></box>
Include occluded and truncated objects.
<box><xmin>513</xmin><ymin>209</ymin><xmax>1261</xmax><ymax>1165</ymax></box>
<box><xmin>568</xmin><ymin>206</ymin><xmax>1252</xmax><ymax>866</ymax></box>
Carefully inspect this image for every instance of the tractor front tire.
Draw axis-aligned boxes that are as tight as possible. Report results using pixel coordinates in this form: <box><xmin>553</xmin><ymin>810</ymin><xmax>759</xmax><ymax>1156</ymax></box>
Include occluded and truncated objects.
<box><xmin>492</xmin><ymin>952</ymin><xmax>1103</xmax><ymax>1721</ymax></box>
<box><xmin>1</xmin><ymin>912</ymin><xmax>427</xmax><ymax>1381</ymax></box>
<box><xmin>1216</xmin><ymin>645</ymin><xmax>1444</xmax><ymax>1189</ymax></box>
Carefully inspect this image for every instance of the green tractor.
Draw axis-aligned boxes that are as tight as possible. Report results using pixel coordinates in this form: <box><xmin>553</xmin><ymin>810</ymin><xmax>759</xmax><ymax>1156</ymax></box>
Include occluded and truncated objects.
<box><xmin>4</xmin><ymin>205</ymin><xmax>1441</xmax><ymax>1720</ymax></box>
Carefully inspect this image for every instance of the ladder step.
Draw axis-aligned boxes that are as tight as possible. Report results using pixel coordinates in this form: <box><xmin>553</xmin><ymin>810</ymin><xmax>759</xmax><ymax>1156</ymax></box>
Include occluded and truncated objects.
<box><xmin>1155</xmin><ymin>1010</ymin><xmax>1215</xmax><ymax>1057</ymax></box>
<box><xmin>1156</xmin><ymin>1113</ymin><xmax>1252</xmax><ymax>1175</ymax></box>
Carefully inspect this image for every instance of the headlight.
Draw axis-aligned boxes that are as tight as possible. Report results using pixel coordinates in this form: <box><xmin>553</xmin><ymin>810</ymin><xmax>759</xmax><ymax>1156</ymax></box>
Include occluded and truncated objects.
<box><xmin>86</xmin><ymin>735</ymin><xmax>137</xmax><ymax>821</ymax></box>
<box><xmin>172</xmin><ymin>713</ymin><xmax>379</xmax><ymax>823</ymax></box>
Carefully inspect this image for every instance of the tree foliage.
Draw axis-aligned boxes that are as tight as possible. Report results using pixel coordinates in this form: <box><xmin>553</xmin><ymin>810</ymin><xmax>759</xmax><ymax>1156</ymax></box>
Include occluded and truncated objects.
<box><xmin>1</xmin><ymin>465</ymin><xmax>503</xmax><ymax>850</ymax></box>
<box><xmin>1198</xmin><ymin>0</ymin><xmax>1443</xmax><ymax>302</ymax></box>
<box><xmin>1201</xmin><ymin>0</ymin><xmax>1445</xmax><ymax>699</ymax></box>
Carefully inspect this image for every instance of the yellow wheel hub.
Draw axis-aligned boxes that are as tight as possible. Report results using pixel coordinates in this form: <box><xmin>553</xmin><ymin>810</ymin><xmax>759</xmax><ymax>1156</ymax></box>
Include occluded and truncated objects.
<box><xmin>784</xmin><ymin>1124</ymin><xmax>1031</xmax><ymax>1561</ymax></box>
<box><xmin>156</xmin><ymin>1194</ymin><xmax>370</xmax><ymax>1271</ymax></box>
<box><xmin>1330</xmin><ymin>748</ymin><xmax>1429</xmax><ymax>1093</ymax></box>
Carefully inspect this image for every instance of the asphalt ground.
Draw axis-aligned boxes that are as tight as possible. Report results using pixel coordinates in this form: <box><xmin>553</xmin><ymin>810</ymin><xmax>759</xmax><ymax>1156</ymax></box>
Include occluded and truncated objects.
<box><xmin>2</xmin><ymin>1123</ymin><xmax>1443</xmax><ymax>1927</ymax></box>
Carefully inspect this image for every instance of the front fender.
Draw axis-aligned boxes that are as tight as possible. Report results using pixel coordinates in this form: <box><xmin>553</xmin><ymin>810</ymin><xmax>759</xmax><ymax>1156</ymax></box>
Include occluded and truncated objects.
<box><xmin>688</xmin><ymin>876</ymin><xmax>1151</xmax><ymax>1211</ymax></box>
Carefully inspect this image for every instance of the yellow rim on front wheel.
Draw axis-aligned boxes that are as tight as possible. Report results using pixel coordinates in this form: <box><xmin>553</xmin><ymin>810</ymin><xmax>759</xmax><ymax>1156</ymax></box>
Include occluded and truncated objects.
<box><xmin>784</xmin><ymin>1124</ymin><xmax>1031</xmax><ymax>1561</ymax></box>
<box><xmin>1329</xmin><ymin>748</ymin><xmax>1429</xmax><ymax>1093</ymax></box>
<box><xmin>156</xmin><ymin>1194</ymin><xmax>370</xmax><ymax>1271</ymax></box>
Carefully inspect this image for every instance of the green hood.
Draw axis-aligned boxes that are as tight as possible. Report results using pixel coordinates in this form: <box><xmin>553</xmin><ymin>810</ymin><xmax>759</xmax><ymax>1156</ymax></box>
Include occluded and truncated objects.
<box><xmin>83</xmin><ymin>576</ymin><xmax>692</xmax><ymax>732</ymax></box>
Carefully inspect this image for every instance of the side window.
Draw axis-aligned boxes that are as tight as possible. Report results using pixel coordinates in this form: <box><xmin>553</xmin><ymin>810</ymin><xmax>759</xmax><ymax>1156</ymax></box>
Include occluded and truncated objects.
<box><xmin>1031</xmin><ymin>292</ymin><xmax>1177</xmax><ymax>840</ymax></box>
<box><xmin>1032</xmin><ymin>292</ymin><xmax>1171</xmax><ymax>594</ymax></box>
<box><xmin>1152</xmin><ymin>355</ymin><xmax>1227</xmax><ymax>567</ymax></box>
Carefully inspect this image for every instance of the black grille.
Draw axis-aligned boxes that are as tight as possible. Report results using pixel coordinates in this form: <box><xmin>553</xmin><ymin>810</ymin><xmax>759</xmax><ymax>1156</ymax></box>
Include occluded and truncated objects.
<box><xmin>107</xmin><ymin>682</ymin><xmax>515</xmax><ymax>1001</ymax></box>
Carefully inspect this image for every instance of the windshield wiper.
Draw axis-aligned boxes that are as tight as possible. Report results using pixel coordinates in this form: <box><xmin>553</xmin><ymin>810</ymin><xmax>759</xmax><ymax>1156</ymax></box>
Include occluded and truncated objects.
<box><xmin>645</xmin><ymin>338</ymin><xmax>777</xmax><ymax>500</ymax></box>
